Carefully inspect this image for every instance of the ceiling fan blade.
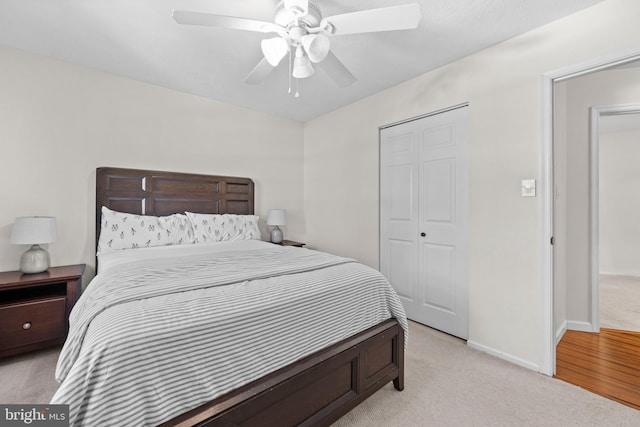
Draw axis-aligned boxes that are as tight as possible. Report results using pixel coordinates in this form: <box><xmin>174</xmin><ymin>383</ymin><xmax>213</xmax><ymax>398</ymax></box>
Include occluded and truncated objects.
<box><xmin>318</xmin><ymin>51</ymin><xmax>356</xmax><ymax>87</ymax></box>
<box><xmin>244</xmin><ymin>57</ymin><xmax>276</xmax><ymax>85</ymax></box>
<box><xmin>321</xmin><ymin>3</ymin><xmax>421</xmax><ymax>35</ymax></box>
<box><xmin>172</xmin><ymin>10</ymin><xmax>283</xmax><ymax>34</ymax></box>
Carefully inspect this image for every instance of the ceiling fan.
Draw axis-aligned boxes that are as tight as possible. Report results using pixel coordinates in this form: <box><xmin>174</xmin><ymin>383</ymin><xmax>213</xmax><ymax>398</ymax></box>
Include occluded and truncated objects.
<box><xmin>172</xmin><ymin>1</ymin><xmax>422</xmax><ymax>94</ymax></box>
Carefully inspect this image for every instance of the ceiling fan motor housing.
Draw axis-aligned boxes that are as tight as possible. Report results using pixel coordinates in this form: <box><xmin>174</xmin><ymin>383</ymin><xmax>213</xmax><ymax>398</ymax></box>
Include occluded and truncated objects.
<box><xmin>275</xmin><ymin>0</ymin><xmax>322</xmax><ymax>29</ymax></box>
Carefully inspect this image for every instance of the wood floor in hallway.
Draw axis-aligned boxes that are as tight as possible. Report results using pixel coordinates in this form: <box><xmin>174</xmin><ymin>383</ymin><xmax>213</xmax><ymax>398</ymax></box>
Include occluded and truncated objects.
<box><xmin>555</xmin><ymin>328</ymin><xmax>640</xmax><ymax>411</ymax></box>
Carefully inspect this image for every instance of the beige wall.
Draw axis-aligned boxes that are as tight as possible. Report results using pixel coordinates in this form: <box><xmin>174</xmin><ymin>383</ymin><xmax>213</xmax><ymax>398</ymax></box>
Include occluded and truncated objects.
<box><xmin>0</xmin><ymin>47</ymin><xmax>304</xmax><ymax>280</ymax></box>
<box><xmin>304</xmin><ymin>0</ymin><xmax>640</xmax><ymax>368</ymax></box>
<box><xmin>560</xmin><ymin>67</ymin><xmax>640</xmax><ymax>324</ymax></box>
<box><xmin>600</xmin><ymin>126</ymin><xmax>640</xmax><ymax>276</ymax></box>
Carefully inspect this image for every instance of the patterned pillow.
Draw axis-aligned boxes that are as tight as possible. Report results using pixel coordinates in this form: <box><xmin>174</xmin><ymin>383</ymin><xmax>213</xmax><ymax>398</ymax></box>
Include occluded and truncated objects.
<box><xmin>185</xmin><ymin>212</ymin><xmax>261</xmax><ymax>243</ymax></box>
<box><xmin>97</xmin><ymin>207</ymin><xmax>193</xmax><ymax>254</ymax></box>
<box><xmin>171</xmin><ymin>214</ymin><xmax>196</xmax><ymax>246</ymax></box>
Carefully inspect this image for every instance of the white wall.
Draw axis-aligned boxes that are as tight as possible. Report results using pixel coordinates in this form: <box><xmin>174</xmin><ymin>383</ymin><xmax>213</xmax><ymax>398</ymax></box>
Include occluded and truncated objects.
<box><xmin>0</xmin><ymin>46</ymin><xmax>304</xmax><ymax>281</ymax></box>
<box><xmin>600</xmin><ymin>126</ymin><xmax>640</xmax><ymax>276</ymax></box>
<box><xmin>304</xmin><ymin>0</ymin><xmax>640</xmax><ymax>369</ymax></box>
<box><xmin>560</xmin><ymin>67</ymin><xmax>640</xmax><ymax>323</ymax></box>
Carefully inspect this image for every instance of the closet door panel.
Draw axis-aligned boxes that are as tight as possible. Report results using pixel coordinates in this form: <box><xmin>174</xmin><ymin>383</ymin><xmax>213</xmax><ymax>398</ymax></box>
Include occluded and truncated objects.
<box><xmin>381</xmin><ymin>106</ymin><xmax>468</xmax><ymax>339</ymax></box>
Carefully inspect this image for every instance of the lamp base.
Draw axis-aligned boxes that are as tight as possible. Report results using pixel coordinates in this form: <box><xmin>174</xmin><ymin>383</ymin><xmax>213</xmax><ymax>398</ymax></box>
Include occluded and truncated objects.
<box><xmin>20</xmin><ymin>244</ymin><xmax>50</xmax><ymax>274</ymax></box>
<box><xmin>270</xmin><ymin>226</ymin><xmax>284</xmax><ymax>244</ymax></box>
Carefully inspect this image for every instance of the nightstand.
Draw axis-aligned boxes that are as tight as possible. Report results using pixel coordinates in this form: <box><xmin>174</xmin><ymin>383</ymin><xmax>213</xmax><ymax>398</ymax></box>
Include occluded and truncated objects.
<box><xmin>276</xmin><ymin>240</ymin><xmax>305</xmax><ymax>247</ymax></box>
<box><xmin>0</xmin><ymin>264</ymin><xmax>85</xmax><ymax>357</ymax></box>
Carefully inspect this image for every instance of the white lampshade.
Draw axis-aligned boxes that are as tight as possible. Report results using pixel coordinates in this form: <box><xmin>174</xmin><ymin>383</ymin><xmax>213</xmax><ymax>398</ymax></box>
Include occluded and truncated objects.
<box><xmin>292</xmin><ymin>46</ymin><xmax>314</xmax><ymax>79</ymax></box>
<box><xmin>301</xmin><ymin>34</ymin><xmax>330</xmax><ymax>63</ymax></box>
<box><xmin>11</xmin><ymin>216</ymin><xmax>57</xmax><ymax>274</ymax></box>
<box><xmin>261</xmin><ymin>37</ymin><xmax>289</xmax><ymax>67</ymax></box>
<box><xmin>11</xmin><ymin>216</ymin><xmax>58</xmax><ymax>245</ymax></box>
<box><xmin>266</xmin><ymin>209</ymin><xmax>287</xmax><ymax>226</ymax></box>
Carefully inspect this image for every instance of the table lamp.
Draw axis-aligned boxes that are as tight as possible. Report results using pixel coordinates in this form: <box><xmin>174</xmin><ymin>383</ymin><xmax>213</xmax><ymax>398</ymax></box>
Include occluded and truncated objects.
<box><xmin>266</xmin><ymin>209</ymin><xmax>286</xmax><ymax>244</ymax></box>
<box><xmin>10</xmin><ymin>216</ymin><xmax>58</xmax><ymax>274</ymax></box>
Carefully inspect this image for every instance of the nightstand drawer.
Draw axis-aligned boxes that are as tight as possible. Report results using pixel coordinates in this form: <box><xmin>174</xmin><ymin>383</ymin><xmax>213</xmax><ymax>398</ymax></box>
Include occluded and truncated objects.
<box><xmin>0</xmin><ymin>297</ymin><xmax>66</xmax><ymax>350</ymax></box>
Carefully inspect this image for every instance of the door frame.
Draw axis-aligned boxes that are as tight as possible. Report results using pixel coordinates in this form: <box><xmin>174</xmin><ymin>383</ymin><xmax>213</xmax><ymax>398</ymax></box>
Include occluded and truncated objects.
<box><xmin>540</xmin><ymin>47</ymin><xmax>640</xmax><ymax>376</ymax></box>
<box><xmin>590</xmin><ymin>103</ymin><xmax>640</xmax><ymax>333</ymax></box>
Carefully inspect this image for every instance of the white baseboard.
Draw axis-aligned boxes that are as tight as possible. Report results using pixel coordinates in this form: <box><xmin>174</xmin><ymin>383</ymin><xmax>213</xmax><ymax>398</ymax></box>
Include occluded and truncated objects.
<box><xmin>600</xmin><ymin>272</ymin><xmax>640</xmax><ymax>279</ymax></box>
<box><xmin>555</xmin><ymin>321</ymin><xmax>568</xmax><ymax>345</ymax></box>
<box><xmin>566</xmin><ymin>320</ymin><xmax>594</xmax><ymax>332</ymax></box>
<box><xmin>467</xmin><ymin>340</ymin><xmax>540</xmax><ymax>372</ymax></box>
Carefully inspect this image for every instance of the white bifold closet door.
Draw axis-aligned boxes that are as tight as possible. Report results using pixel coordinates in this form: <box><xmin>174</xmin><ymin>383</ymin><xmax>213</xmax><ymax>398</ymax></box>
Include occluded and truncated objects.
<box><xmin>380</xmin><ymin>106</ymin><xmax>469</xmax><ymax>339</ymax></box>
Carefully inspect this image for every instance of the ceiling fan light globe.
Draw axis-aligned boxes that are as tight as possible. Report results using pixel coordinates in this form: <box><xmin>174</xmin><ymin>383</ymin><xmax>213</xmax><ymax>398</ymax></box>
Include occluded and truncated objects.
<box><xmin>292</xmin><ymin>55</ymin><xmax>314</xmax><ymax>79</ymax></box>
<box><xmin>301</xmin><ymin>34</ymin><xmax>330</xmax><ymax>63</ymax></box>
<box><xmin>261</xmin><ymin>37</ymin><xmax>289</xmax><ymax>67</ymax></box>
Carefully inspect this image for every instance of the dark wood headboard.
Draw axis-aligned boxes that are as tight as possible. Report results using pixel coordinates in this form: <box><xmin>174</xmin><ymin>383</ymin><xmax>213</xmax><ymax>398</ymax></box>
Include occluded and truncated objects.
<box><xmin>96</xmin><ymin>167</ymin><xmax>255</xmax><ymax>249</ymax></box>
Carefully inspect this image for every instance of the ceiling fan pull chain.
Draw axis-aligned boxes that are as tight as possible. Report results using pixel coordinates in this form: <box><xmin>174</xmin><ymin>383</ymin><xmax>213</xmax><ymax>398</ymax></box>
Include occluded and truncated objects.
<box><xmin>288</xmin><ymin>49</ymin><xmax>292</xmax><ymax>94</ymax></box>
<box><xmin>295</xmin><ymin>78</ymin><xmax>300</xmax><ymax>98</ymax></box>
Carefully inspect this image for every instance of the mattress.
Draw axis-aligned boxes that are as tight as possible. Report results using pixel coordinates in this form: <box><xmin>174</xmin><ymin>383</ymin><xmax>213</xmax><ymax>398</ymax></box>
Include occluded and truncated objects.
<box><xmin>51</xmin><ymin>240</ymin><xmax>407</xmax><ymax>426</ymax></box>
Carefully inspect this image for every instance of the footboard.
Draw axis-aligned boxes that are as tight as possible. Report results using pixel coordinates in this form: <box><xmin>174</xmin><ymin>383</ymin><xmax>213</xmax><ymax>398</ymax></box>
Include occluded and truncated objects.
<box><xmin>163</xmin><ymin>318</ymin><xmax>404</xmax><ymax>427</ymax></box>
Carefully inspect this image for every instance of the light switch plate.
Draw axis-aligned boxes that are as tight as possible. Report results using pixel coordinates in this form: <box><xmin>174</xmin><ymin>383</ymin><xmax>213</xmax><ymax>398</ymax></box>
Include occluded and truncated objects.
<box><xmin>522</xmin><ymin>179</ymin><xmax>536</xmax><ymax>197</ymax></box>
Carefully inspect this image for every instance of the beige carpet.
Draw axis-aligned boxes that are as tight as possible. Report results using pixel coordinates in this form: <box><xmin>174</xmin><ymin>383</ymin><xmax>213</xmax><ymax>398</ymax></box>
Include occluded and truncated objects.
<box><xmin>0</xmin><ymin>345</ymin><xmax>60</xmax><ymax>404</ymax></box>
<box><xmin>1</xmin><ymin>322</ymin><xmax>638</xmax><ymax>426</ymax></box>
<box><xmin>600</xmin><ymin>274</ymin><xmax>640</xmax><ymax>331</ymax></box>
<box><xmin>334</xmin><ymin>322</ymin><xmax>639</xmax><ymax>426</ymax></box>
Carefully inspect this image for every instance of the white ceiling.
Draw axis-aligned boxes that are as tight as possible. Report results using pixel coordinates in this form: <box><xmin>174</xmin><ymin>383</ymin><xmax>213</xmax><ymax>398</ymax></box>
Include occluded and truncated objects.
<box><xmin>0</xmin><ymin>0</ymin><xmax>605</xmax><ymax>122</ymax></box>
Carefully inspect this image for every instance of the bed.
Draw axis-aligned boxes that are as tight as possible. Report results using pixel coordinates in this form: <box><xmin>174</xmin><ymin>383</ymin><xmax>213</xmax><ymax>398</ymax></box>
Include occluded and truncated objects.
<box><xmin>51</xmin><ymin>167</ymin><xmax>407</xmax><ymax>426</ymax></box>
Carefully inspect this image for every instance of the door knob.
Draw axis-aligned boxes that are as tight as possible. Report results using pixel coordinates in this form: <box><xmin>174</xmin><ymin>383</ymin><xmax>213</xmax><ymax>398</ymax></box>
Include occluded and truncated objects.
<box><xmin>420</xmin><ymin>232</ymin><xmax>426</xmax><ymax>237</ymax></box>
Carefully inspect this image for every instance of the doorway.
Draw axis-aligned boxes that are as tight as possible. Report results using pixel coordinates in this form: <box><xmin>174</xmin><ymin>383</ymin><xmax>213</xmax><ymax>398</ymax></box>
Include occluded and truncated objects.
<box><xmin>540</xmin><ymin>51</ymin><xmax>640</xmax><ymax>376</ymax></box>
<box><xmin>593</xmin><ymin>107</ymin><xmax>640</xmax><ymax>333</ymax></box>
<box><xmin>544</xmin><ymin>56</ymin><xmax>640</xmax><ymax>409</ymax></box>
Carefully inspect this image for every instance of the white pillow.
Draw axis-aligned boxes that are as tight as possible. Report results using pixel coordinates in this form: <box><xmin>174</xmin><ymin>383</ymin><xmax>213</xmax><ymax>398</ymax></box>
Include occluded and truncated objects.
<box><xmin>186</xmin><ymin>212</ymin><xmax>261</xmax><ymax>243</ymax></box>
<box><xmin>97</xmin><ymin>207</ymin><xmax>193</xmax><ymax>254</ymax></box>
<box><xmin>171</xmin><ymin>213</ymin><xmax>195</xmax><ymax>246</ymax></box>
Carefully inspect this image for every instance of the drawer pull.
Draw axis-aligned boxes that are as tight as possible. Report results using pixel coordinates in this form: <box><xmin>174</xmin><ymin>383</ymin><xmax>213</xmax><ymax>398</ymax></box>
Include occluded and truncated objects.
<box><xmin>22</xmin><ymin>322</ymin><xmax>32</xmax><ymax>330</ymax></box>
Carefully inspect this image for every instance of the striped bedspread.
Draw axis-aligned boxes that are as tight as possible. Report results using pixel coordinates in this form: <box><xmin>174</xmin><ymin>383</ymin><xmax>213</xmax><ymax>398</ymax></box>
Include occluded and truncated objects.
<box><xmin>51</xmin><ymin>241</ymin><xmax>407</xmax><ymax>426</ymax></box>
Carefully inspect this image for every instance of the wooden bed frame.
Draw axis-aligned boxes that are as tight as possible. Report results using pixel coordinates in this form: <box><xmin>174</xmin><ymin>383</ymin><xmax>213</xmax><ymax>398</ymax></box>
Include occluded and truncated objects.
<box><xmin>96</xmin><ymin>167</ymin><xmax>404</xmax><ymax>427</ymax></box>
